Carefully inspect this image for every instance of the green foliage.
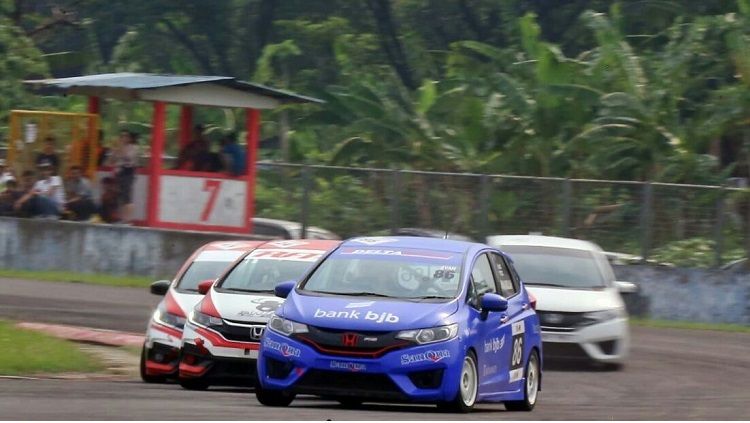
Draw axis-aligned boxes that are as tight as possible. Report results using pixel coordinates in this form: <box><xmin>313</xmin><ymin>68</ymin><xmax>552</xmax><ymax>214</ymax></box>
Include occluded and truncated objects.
<box><xmin>650</xmin><ymin>237</ymin><xmax>745</xmax><ymax>268</ymax></box>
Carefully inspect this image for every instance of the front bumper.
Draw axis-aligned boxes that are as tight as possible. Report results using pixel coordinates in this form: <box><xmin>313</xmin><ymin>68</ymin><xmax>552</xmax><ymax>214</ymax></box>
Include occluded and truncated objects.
<box><xmin>257</xmin><ymin>330</ymin><xmax>464</xmax><ymax>402</ymax></box>
<box><xmin>541</xmin><ymin>317</ymin><xmax>629</xmax><ymax>363</ymax></box>
<box><xmin>143</xmin><ymin>321</ymin><xmax>183</xmax><ymax>377</ymax></box>
<box><xmin>180</xmin><ymin>322</ymin><xmax>260</xmax><ymax>385</ymax></box>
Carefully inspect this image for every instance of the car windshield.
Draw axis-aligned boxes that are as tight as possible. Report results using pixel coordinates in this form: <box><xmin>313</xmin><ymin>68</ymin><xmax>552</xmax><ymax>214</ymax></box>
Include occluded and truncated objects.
<box><xmin>175</xmin><ymin>261</ymin><xmax>234</xmax><ymax>292</ymax></box>
<box><xmin>217</xmin><ymin>249</ymin><xmax>324</xmax><ymax>292</ymax></box>
<box><xmin>300</xmin><ymin>247</ymin><xmax>464</xmax><ymax>300</ymax></box>
<box><xmin>500</xmin><ymin>245</ymin><xmax>605</xmax><ymax>289</ymax></box>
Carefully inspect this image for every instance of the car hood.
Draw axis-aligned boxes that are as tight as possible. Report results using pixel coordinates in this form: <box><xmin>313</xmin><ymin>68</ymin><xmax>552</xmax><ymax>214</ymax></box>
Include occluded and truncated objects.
<box><xmin>170</xmin><ymin>290</ymin><xmax>204</xmax><ymax>317</ymax></box>
<box><xmin>281</xmin><ymin>293</ymin><xmax>459</xmax><ymax>331</ymax></box>
<box><xmin>527</xmin><ymin>286</ymin><xmax>624</xmax><ymax>313</ymax></box>
<box><xmin>210</xmin><ymin>290</ymin><xmax>284</xmax><ymax>323</ymax></box>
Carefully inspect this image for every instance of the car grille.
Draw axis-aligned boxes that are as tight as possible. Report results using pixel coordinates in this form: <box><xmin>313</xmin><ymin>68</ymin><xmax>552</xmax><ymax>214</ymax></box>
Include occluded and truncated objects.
<box><xmin>212</xmin><ymin>320</ymin><xmax>265</xmax><ymax>343</ymax></box>
<box><xmin>537</xmin><ymin>311</ymin><xmax>589</xmax><ymax>332</ymax></box>
<box><xmin>294</xmin><ymin>369</ymin><xmax>406</xmax><ymax>399</ymax></box>
<box><xmin>294</xmin><ymin>326</ymin><xmax>411</xmax><ymax>358</ymax></box>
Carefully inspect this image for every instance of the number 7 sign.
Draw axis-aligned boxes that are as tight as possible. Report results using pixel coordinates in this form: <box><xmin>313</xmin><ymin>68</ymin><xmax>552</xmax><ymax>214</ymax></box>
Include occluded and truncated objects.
<box><xmin>201</xmin><ymin>179</ymin><xmax>222</xmax><ymax>222</ymax></box>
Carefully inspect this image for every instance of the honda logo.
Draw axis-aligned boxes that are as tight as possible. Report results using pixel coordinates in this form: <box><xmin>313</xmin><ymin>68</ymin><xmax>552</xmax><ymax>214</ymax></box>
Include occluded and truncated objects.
<box><xmin>342</xmin><ymin>333</ymin><xmax>358</xmax><ymax>347</ymax></box>
<box><xmin>250</xmin><ymin>326</ymin><xmax>265</xmax><ymax>340</ymax></box>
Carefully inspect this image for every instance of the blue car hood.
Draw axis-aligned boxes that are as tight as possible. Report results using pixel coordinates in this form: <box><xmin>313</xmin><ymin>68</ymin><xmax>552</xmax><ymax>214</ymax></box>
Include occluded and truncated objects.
<box><xmin>281</xmin><ymin>293</ymin><xmax>459</xmax><ymax>331</ymax></box>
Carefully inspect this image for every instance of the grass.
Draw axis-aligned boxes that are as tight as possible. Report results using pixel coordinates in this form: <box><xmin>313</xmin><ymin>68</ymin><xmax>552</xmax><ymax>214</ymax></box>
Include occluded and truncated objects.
<box><xmin>0</xmin><ymin>320</ymin><xmax>104</xmax><ymax>376</ymax></box>
<box><xmin>0</xmin><ymin>269</ymin><xmax>153</xmax><ymax>288</ymax></box>
<box><xmin>632</xmin><ymin>318</ymin><xmax>750</xmax><ymax>333</ymax></box>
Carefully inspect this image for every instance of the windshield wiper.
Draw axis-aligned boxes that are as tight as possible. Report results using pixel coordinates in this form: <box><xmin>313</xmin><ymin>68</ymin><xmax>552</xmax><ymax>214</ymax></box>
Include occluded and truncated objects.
<box><xmin>525</xmin><ymin>282</ymin><xmax>569</xmax><ymax>288</ymax></box>
<box><xmin>220</xmin><ymin>287</ymin><xmax>273</xmax><ymax>293</ymax></box>
<box><xmin>408</xmin><ymin>295</ymin><xmax>453</xmax><ymax>301</ymax></box>
<box><xmin>311</xmin><ymin>290</ymin><xmax>394</xmax><ymax>298</ymax></box>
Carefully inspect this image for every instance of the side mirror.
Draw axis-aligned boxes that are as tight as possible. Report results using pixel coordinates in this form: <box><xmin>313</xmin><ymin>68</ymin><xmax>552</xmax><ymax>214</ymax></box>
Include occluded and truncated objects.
<box><xmin>150</xmin><ymin>280</ymin><xmax>170</xmax><ymax>296</ymax></box>
<box><xmin>481</xmin><ymin>293</ymin><xmax>508</xmax><ymax>313</ymax></box>
<box><xmin>616</xmin><ymin>281</ymin><xmax>638</xmax><ymax>294</ymax></box>
<box><xmin>274</xmin><ymin>280</ymin><xmax>296</xmax><ymax>299</ymax></box>
<box><xmin>197</xmin><ymin>279</ymin><xmax>215</xmax><ymax>295</ymax></box>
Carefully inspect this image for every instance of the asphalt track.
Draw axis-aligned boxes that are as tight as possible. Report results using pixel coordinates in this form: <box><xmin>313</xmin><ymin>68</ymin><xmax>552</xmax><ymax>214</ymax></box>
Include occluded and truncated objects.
<box><xmin>1</xmin><ymin>277</ymin><xmax>749</xmax><ymax>420</ymax></box>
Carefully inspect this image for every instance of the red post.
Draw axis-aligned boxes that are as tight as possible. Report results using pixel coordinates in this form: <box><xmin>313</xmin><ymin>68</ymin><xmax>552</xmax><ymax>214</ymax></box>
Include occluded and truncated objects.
<box><xmin>147</xmin><ymin>102</ymin><xmax>167</xmax><ymax>227</ymax></box>
<box><xmin>87</xmin><ymin>96</ymin><xmax>100</xmax><ymax>114</ymax></box>
<box><xmin>179</xmin><ymin>105</ymin><xmax>193</xmax><ymax>148</ymax></box>
<box><xmin>245</xmin><ymin>109</ymin><xmax>261</xmax><ymax>233</ymax></box>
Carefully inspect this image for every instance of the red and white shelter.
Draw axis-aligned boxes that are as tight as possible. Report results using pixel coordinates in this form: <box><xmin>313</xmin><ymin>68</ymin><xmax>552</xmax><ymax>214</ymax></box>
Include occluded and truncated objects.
<box><xmin>24</xmin><ymin>73</ymin><xmax>322</xmax><ymax>234</ymax></box>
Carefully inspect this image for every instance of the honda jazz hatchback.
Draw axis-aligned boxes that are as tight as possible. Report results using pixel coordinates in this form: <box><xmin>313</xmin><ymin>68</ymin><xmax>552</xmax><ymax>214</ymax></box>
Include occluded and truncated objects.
<box><xmin>256</xmin><ymin>237</ymin><xmax>543</xmax><ymax>412</ymax></box>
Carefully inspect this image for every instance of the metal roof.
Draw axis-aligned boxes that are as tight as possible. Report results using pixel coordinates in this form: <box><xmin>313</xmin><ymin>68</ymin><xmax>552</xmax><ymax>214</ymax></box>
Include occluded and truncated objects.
<box><xmin>24</xmin><ymin>73</ymin><xmax>323</xmax><ymax>106</ymax></box>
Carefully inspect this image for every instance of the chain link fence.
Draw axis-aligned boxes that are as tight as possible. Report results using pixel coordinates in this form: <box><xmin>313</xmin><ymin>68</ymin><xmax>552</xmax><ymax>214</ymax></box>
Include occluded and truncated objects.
<box><xmin>256</xmin><ymin>163</ymin><xmax>750</xmax><ymax>268</ymax></box>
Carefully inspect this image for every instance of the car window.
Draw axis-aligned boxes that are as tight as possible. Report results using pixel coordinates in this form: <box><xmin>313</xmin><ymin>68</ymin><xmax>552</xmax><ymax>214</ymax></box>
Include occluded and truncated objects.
<box><xmin>175</xmin><ymin>261</ymin><xmax>233</xmax><ymax>292</ymax></box>
<box><xmin>500</xmin><ymin>245</ymin><xmax>606</xmax><ymax>289</ymax></box>
<box><xmin>490</xmin><ymin>253</ymin><xmax>516</xmax><ymax>298</ymax></box>
<box><xmin>470</xmin><ymin>253</ymin><xmax>497</xmax><ymax>296</ymax></box>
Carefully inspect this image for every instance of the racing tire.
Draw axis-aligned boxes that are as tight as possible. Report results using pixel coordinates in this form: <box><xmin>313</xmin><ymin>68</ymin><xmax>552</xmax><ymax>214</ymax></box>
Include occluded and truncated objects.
<box><xmin>438</xmin><ymin>351</ymin><xmax>479</xmax><ymax>413</ymax></box>
<box><xmin>139</xmin><ymin>346</ymin><xmax>167</xmax><ymax>384</ymax></box>
<box><xmin>255</xmin><ymin>386</ymin><xmax>296</xmax><ymax>407</ymax></box>
<box><xmin>505</xmin><ymin>349</ymin><xmax>540</xmax><ymax>412</ymax></box>
<box><xmin>600</xmin><ymin>362</ymin><xmax>624</xmax><ymax>372</ymax></box>
<box><xmin>178</xmin><ymin>377</ymin><xmax>210</xmax><ymax>391</ymax></box>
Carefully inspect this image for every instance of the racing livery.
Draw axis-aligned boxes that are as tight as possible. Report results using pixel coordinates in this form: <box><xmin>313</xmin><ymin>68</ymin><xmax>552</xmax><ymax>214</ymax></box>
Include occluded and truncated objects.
<box><xmin>178</xmin><ymin>240</ymin><xmax>341</xmax><ymax>390</ymax></box>
<box><xmin>140</xmin><ymin>241</ymin><xmax>263</xmax><ymax>382</ymax></box>
<box><xmin>256</xmin><ymin>237</ymin><xmax>543</xmax><ymax>412</ymax></box>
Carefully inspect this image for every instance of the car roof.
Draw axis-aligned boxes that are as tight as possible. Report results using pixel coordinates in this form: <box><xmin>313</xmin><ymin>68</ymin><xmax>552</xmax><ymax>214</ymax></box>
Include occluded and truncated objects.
<box><xmin>256</xmin><ymin>239</ymin><xmax>341</xmax><ymax>250</ymax></box>
<box><xmin>486</xmin><ymin>235</ymin><xmax>602</xmax><ymax>252</ymax></box>
<box><xmin>252</xmin><ymin>217</ymin><xmax>338</xmax><ymax>236</ymax></box>
<box><xmin>341</xmin><ymin>236</ymin><xmax>478</xmax><ymax>253</ymax></box>
<box><xmin>199</xmin><ymin>240</ymin><xmax>266</xmax><ymax>252</ymax></box>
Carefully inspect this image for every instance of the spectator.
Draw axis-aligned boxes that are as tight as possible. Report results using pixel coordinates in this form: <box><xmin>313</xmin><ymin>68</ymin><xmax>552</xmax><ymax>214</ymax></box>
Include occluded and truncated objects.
<box><xmin>64</xmin><ymin>165</ymin><xmax>96</xmax><ymax>221</ymax></box>
<box><xmin>35</xmin><ymin>137</ymin><xmax>61</xmax><ymax>174</ymax></box>
<box><xmin>0</xmin><ymin>179</ymin><xmax>23</xmax><ymax>216</ymax></box>
<box><xmin>33</xmin><ymin>161</ymin><xmax>66</xmax><ymax>215</ymax></box>
<box><xmin>13</xmin><ymin>170</ymin><xmax>59</xmax><ymax>218</ymax></box>
<box><xmin>220</xmin><ymin>133</ymin><xmax>246</xmax><ymax>176</ymax></box>
<box><xmin>0</xmin><ymin>159</ymin><xmax>16</xmax><ymax>190</ymax></box>
<box><xmin>98</xmin><ymin>176</ymin><xmax>121</xmax><ymax>223</ymax></box>
<box><xmin>176</xmin><ymin>124</ymin><xmax>211</xmax><ymax>171</ymax></box>
<box><xmin>107</xmin><ymin>130</ymin><xmax>139</xmax><ymax>223</ymax></box>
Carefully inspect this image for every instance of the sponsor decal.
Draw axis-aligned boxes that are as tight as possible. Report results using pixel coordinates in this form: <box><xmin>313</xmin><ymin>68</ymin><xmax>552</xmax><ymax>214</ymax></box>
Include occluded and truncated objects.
<box><xmin>340</xmin><ymin>248</ymin><xmax>454</xmax><ymax>260</ymax></box>
<box><xmin>213</xmin><ymin>242</ymin><xmax>255</xmax><ymax>250</ymax></box>
<box><xmin>483</xmin><ymin>335</ymin><xmax>505</xmax><ymax>354</ymax></box>
<box><xmin>350</xmin><ymin>237</ymin><xmax>398</xmax><ymax>245</ymax></box>
<box><xmin>482</xmin><ymin>364</ymin><xmax>498</xmax><ymax>377</ymax></box>
<box><xmin>330</xmin><ymin>360</ymin><xmax>367</xmax><ymax>372</ymax></box>
<box><xmin>509</xmin><ymin>320</ymin><xmax>526</xmax><ymax>383</ymax></box>
<box><xmin>345</xmin><ymin>301</ymin><xmax>375</xmax><ymax>309</ymax></box>
<box><xmin>267</xmin><ymin>240</ymin><xmax>308</xmax><ymax>248</ymax></box>
<box><xmin>252</xmin><ymin>298</ymin><xmax>283</xmax><ymax>312</ymax></box>
<box><xmin>400</xmin><ymin>349</ymin><xmax>451</xmax><ymax>365</ymax></box>
<box><xmin>248</xmin><ymin>249</ymin><xmax>324</xmax><ymax>262</ymax></box>
<box><xmin>264</xmin><ymin>339</ymin><xmax>301</xmax><ymax>358</ymax></box>
<box><xmin>313</xmin><ymin>309</ymin><xmax>399</xmax><ymax>323</ymax></box>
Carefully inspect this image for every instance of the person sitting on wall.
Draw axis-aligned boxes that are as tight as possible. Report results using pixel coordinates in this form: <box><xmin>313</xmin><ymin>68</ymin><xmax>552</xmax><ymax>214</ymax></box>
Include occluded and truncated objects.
<box><xmin>32</xmin><ymin>161</ymin><xmax>66</xmax><ymax>217</ymax></box>
<box><xmin>98</xmin><ymin>176</ymin><xmax>121</xmax><ymax>224</ymax></box>
<box><xmin>220</xmin><ymin>132</ymin><xmax>246</xmax><ymax>176</ymax></box>
<box><xmin>64</xmin><ymin>165</ymin><xmax>96</xmax><ymax>221</ymax></box>
<box><xmin>0</xmin><ymin>179</ymin><xmax>23</xmax><ymax>216</ymax></box>
<box><xmin>35</xmin><ymin>137</ymin><xmax>61</xmax><ymax>174</ymax></box>
<box><xmin>13</xmin><ymin>170</ymin><xmax>60</xmax><ymax>218</ymax></box>
<box><xmin>0</xmin><ymin>159</ymin><xmax>16</xmax><ymax>190</ymax></box>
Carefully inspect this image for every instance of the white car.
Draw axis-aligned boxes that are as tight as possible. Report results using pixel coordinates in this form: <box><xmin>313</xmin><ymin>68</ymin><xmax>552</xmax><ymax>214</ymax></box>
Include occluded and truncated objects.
<box><xmin>141</xmin><ymin>240</ymin><xmax>264</xmax><ymax>382</ymax></box>
<box><xmin>486</xmin><ymin>235</ymin><xmax>637</xmax><ymax>369</ymax></box>
<box><xmin>178</xmin><ymin>239</ymin><xmax>341</xmax><ymax>390</ymax></box>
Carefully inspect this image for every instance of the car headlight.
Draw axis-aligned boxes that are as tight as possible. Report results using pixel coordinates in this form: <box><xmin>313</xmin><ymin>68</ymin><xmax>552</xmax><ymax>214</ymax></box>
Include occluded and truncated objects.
<box><xmin>582</xmin><ymin>308</ymin><xmax>626</xmax><ymax>325</ymax></box>
<box><xmin>153</xmin><ymin>304</ymin><xmax>186</xmax><ymax>330</ymax></box>
<box><xmin>396</xmin><ymin>323</ymin><xmax>458</xmax><ymax>345</ymax></box>
<box><xmin>189</xmin><ymin>309</ymin><xmax>223</xmax><ymax>327</ymax></box>
<box><xmin>268</xmin><ymin>315</ymin><xmax>308</xmax><ymax>336</ymax></box>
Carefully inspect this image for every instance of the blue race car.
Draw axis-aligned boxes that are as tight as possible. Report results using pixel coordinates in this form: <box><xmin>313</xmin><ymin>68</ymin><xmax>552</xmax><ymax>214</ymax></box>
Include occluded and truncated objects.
<box><xmin>255</xmin><ymin>237</ymin><xmax>542</xmax><ymax>412</ymax></box>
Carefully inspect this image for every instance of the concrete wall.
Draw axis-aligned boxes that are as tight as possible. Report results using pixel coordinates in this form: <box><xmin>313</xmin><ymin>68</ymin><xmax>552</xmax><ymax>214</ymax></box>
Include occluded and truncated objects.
<box><xmin>1</xmin><ymin>216</ymin><xmax>749</xmax><ymax>324</ymax></box>
<box><xmin>614</xmin><ymin>264</ymin><xmax>750</xmax><ymax>325</ymax></box>
<box><xmin>0</xmin><ymin>217</ymin><xmax>267</xmax><ymax>278</ymax></box>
